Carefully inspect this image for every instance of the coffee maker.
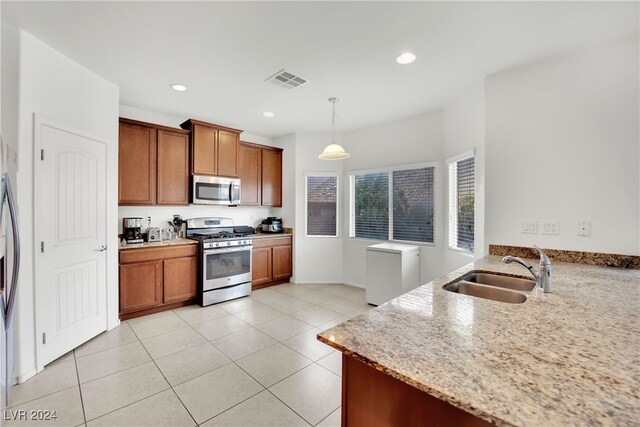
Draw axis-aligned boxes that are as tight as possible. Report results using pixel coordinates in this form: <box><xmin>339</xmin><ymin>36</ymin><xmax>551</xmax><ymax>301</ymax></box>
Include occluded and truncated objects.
<box><xmin>122</xmin><ymin>217</ymin><xmax>144</xmax><ymax>244</ymax></box>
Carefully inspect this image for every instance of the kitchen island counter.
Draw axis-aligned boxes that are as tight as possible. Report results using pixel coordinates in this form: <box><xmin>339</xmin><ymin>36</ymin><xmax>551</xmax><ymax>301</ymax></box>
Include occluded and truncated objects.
<box><xmin>318</xmin><ymin>255</ymin><xmax>640</xmax><ymax>426</ymax></box>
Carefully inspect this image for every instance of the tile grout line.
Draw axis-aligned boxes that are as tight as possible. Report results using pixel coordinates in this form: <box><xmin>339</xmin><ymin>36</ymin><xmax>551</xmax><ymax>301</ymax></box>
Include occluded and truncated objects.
<box><xmin>189</xmin><ymin>298</ymin><xmax>330</xmax><ymax>426</ymax></box>
<box><xmin>185</xmin><ymin>320</ymin><xmax>269</xmax><ymax>425</ymax></box>
<box><xmin>72</xmin><ymin>349</ymin><xmax>88</xmax><ymax>426</ymax></box>
<box><xmin>127</xmin><ymin>322</ymin><xmax>199</xmax><ymax>427</ymax></box>
<box><xmin>74</xmin><ymin>284</ymin><xmax>355</xmax><ymax>425</ymax></box>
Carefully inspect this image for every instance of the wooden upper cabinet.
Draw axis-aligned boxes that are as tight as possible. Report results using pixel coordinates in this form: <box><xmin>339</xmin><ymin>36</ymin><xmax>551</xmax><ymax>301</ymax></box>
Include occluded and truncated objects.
<box><xmin>238</xmin><ymin>143</ymin><xmax>262</xmax><ymax>205</ymax></box>
<box><xmin>157</xmin><ymin>129</ymin><xmax>189</xmax><ymax>205</ymax></box>
<box><xmin>262</xmin><ymin>148</ymin><xmax>283</xmax><ymax>207</ymax></box>
<box><xmin>118</xmin><ymin>118</ymin><xmax>190</xmax><ymax>206</ymax></box>
<box><xmin>181</xmin><ymin>119</ymin><xmax>241</xmax><ymax>177</ymax></box>
<box><xmin>238</xmin><ymin>142</ymin><xmax>283</xmax><ymax>207</ymax></box>
<box><xmin>192</xmin><ymin>124</ymin><xmax>217</xmax><ymax>176</ymax></box>
<box><xmin>218</xmin><ymin>130</ymin><xmax>239</xmax><ymax>177</ymax></box>
<box><xmin>118</xmin><ymin>121</ymin><xmax>157</xmax><ymax>205</ymax></box>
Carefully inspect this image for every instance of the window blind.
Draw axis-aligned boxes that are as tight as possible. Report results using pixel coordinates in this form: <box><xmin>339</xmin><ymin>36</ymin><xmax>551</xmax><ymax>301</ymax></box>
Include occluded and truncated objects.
<box><xmin>306</xmin><ymin>175</ymin><xmax>338</xmax><ymax>237</ymax></box>
<box><xmin>392</xmin><ymin>167</ymin><xmax>434</xmax><ymax>243</ymax></box>
<box><xmin>353</xmin><ymin>172</ymin><xmax>389</xmax><ymax>240</ymax></box>
<box><xmin>350</xmin><ymin>165</ymin><xmax>435</xmax><ymax>243</ymax></box>
<box><xmin>448</xmin><ymin>156</ymin><xmax>474</xmax><ymax>252</ymax></box>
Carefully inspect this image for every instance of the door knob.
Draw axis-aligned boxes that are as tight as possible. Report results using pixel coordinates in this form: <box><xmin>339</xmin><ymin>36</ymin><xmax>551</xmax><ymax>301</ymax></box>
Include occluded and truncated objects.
<box><xmin>95</xmin><ymin>245</ymin><xmax>107</xmax><ymax>252</ymax></box>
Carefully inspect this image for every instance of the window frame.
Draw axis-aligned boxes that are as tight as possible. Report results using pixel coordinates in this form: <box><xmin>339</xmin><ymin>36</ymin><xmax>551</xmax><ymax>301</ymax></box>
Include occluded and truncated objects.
<box><xmin>348</xmin><ymin>162</ymin><xmax>437</xmax><ymax>246</ymax></box>
<box><xmin>304</xmin><ymin>172</ymin><xmax>340</xmax><ymax>238</ymax></box>
<box><xmin>447</xmin><ymin>150</ymin><xmax>475</xmax><ymax>255</ymax></box>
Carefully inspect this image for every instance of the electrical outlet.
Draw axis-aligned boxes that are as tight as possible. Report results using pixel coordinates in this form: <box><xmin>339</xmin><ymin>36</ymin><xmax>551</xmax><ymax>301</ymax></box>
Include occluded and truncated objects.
<box><xmin>577</xmin><ymin>221</ymin><xmax>591</xmax><ymax>237</ymax></box>
<box><xmin>521</xmin><ymin>220</ymin><xmax>538</xmax><ymax>234</ymax></box>
<box><xmin>541</xmin><ymin>221</ymin><xmax>560</xmax><ymax>235</ymax></box>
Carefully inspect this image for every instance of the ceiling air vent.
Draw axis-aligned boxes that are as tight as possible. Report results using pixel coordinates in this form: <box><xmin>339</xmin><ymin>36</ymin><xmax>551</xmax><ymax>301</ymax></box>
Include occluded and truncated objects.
<box><xmin>265</xmin><ymin>69</ymin><xmax>308</xmax><ymax>90</ymax></box>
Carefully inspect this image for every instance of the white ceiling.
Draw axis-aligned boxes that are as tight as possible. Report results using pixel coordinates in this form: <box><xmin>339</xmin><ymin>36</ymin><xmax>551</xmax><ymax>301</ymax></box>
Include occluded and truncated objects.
<box><xmin>2</xmin><ymin>1</ymin><xmax>638</xmax><ymax>138</ymax></box>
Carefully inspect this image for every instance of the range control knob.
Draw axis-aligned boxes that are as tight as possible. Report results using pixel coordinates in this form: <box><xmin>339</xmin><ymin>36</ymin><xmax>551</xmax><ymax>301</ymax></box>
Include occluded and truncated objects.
<box><xmin>227</xmin><ymin>241</ymin><xmax>232</xmax><ymax>246</ymax></box>
<box><xmin>215</xmin><ymin>242</ymin><xmax>220</xmax><ymax>247</ymax></box>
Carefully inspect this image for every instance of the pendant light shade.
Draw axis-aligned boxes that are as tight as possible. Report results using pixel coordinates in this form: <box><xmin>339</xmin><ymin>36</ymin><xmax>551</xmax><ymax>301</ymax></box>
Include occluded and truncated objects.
<box><xmin>319</xmin><ymin>143</ymin><xmax>350</xmax><ymax>160</ymax></box>
<box><xmin>319</xmin><ymin>97</ymin><xmax>350</xmax><ymax>160</ymax></box>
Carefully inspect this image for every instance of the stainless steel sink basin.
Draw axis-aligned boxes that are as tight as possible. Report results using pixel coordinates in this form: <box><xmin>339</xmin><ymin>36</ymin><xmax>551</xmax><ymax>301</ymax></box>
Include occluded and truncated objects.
<box><xmin>444</xmin><ymin>281</ymin><xmax>528</xmax><ymax>304</ymax></box>
<box><xmin>443</xmin><ymin>272</ymin><xmax>535</xmax><ymax>304</ymax></box>
<box><xmin>462</xmin><ymin>273</ymin><xmax>536</xmax><ymax>292</ymax></box>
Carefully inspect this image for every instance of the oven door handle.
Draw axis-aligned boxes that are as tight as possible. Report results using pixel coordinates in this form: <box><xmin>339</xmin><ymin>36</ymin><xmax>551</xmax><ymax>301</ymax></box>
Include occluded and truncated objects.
<box><xmin>204</xmin><ymin>246</ymin><xmax>251</xmax><ymax>255</ymax></box>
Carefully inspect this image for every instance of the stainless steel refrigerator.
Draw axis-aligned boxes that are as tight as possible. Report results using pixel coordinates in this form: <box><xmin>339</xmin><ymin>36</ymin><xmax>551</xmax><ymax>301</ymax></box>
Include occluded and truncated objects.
<box><xmin>1</xmin><ymin>137</ymin><xmax>20</xmax><ymax>408</ymax></box>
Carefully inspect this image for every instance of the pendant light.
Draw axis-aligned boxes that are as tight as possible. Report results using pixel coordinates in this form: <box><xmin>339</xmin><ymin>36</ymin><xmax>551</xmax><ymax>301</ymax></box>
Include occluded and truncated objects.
<box><xmin>318</xmin><ymin>97</ymin><xmax>350</xmax><ymax>160</ymax></box>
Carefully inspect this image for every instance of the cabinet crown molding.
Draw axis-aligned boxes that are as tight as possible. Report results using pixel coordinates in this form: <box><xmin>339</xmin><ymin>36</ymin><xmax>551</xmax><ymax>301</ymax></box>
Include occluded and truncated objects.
<box><xmin>180</xmin><ymin>118</ymin><xmax>243</xmax><ymax>134</ymax></box>
<box><xmin>119</xmin><ymin>117</ymin><xmax>190</xmax><ymax>134</ymax></box>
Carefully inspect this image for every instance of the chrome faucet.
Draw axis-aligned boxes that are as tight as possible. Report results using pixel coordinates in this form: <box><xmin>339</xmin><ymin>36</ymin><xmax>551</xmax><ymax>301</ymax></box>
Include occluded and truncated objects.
<box><xmin>502</xmin><ymin>245</ymin><xmax>552</xmax><ymax>293</ymax></box>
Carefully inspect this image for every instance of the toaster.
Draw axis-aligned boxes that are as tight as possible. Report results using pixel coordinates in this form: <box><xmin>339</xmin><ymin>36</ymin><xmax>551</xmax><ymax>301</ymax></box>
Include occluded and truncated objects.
<box><xmin>148</xmin><ymin>227</ymin><xmax>163</xmax><ymax>243</ymax></box>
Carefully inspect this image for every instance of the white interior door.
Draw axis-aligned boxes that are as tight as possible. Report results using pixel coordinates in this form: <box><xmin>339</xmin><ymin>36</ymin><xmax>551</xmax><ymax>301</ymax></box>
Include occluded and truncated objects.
<box><xmin>36</xmin><ymin>118</ymin><xmax>108</xmax><ymax>366</ymax></box>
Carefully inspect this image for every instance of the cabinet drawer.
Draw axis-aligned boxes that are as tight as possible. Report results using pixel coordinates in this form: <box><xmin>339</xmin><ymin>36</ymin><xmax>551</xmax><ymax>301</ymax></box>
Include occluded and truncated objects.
<box><xmin>252</xmin><ymin>235</ymin><xmax>292</xmax><ymax>249</ymax></box>
<box><xmin>120</xmin><ymin>245</ymin><xmax>197</xmax><ymax>264</ymax></box>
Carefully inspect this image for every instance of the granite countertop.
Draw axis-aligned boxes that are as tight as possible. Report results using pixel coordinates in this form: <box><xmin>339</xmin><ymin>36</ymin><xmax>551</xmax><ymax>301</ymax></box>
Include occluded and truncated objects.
<box><xmin>251</xmin><ymin>232</ymin><xmax>293</xmax><ymax>239</ymax></box>
<box><xmin>318</xmin><ymin>255</ymin><xmax>640</xmax><ymax>426</ymax></box>
<box><xmin>118</xmin><ymin>238</ymin><xmax>198</xmax><ymax>250</ymax></box>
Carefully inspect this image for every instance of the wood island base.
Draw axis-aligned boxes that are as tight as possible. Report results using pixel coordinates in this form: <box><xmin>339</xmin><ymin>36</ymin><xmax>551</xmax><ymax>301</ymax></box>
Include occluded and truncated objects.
<box><xmin>341</xmin><ymin>355</ymin><xmax>492</xmax><ymax>427</ymax></box>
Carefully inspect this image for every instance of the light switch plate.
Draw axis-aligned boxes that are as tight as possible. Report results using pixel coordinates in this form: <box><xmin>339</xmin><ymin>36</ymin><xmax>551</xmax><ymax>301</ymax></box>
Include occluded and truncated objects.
<box><xmin>541</xmin><ymin>220</ymin><xmax>560</xmax><ymax>235</ymax></box>
<box><xmin>521</xmin><ymin>220</ymin><xmax>538</xmax><ymax>234</ymax></box>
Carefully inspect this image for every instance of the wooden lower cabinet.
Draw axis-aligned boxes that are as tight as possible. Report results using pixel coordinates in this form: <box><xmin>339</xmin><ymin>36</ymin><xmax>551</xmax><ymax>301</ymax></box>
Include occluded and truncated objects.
<box><xmin>272</xmin><ymin>245</ymin><xmax>292</xmax><ymax>281</ymax></box>
<box><xmin>163</xmin><ymin>256</ymin><xmax>197</xmax><ymax>303</ymax></box>
<box><xmin>251</xmin><ymin>247</ymin><xmax>273</xmax><ymax>286</ymax></box>
<box><xmin>119</xmin><ymin>244</ymin><xmax>198</xmax><ymax>319</ymax></box>
<box><xmin>251</xmin><ymin>235</ymin><xmax>292</xmax><ymax>289</ymax></box>
<box><xmin>119</xmin><ymin>261</ymin><xmax>163</xmax><ymax>313</ymax></box>
<box><xmin>342</xmin><ymin>355</ymin><xmax>492</xmax><ymax>426</ymax></box>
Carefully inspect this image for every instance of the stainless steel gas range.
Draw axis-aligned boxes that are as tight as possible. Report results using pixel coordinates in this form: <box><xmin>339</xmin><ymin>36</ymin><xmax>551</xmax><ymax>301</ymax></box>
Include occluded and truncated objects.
<box><xmin>186</xmin><ymin>217</ymin><xmax>252</xmax><ymax>306</ymax></box>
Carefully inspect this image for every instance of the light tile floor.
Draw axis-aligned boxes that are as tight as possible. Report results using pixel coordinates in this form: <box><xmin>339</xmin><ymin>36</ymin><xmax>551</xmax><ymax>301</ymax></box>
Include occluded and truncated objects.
<box><xmin>3</xmin><ymin>283</ymin><xmax>372</xmax><ymax>426</ymax></box>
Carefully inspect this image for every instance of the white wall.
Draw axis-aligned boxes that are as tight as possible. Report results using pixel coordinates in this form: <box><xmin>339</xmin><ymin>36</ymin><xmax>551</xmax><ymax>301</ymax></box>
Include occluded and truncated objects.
<box><xmin>443</xmin><ymin>83</ymin><xmax>486</xmax><ymax>273</ymax></box>
<box><xmin>117</xmin><ymin>105</ymin><xmax>284</xmax><ymax>233</ymax></box>
<box><xmin>270</xmin><ymin>133</ymin><xmax>296</xmax><ymax>230</ymax></box>
<box><xmin>341</xmin><ymin>110</ymin><xmax>446</xmax><ymax>287</ymax></box>
<box><xmin>485</xmin><ymin>36</ymin><xmax>640</xmax><ymax>255</ymax></box>
<box><xmin>292</xmin><ymin>133</ymin><xmax>344</xmax><ymax>283</ymax></box>
<box><xmin>11</xmin><ymin>30</ymin><xmax>119</xmax><ymax>381</ymax></box>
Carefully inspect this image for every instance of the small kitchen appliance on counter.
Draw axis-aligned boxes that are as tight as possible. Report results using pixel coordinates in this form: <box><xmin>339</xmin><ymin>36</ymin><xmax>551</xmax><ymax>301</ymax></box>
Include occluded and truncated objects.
<box><xmin>186</xmin><ymin>217</ymin><xmax>253</xmax><ymax>306</ymax></box>
<box><xmin>260</xmin><ymin>217</ymin><xmax>283</xmax><ymax>233</ymax></box>
<box><xmin>147</xmin><ymin>227</ymin><xmax>162</xmax><ymax>243</ymax></box>
<box><xmin>122</xmin><ymin>217</ymin><xmax>144</xmax><ymax>244</ymax></box>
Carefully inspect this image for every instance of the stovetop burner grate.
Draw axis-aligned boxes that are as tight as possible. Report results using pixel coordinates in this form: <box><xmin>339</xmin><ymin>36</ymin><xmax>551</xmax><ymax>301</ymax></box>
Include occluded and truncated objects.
<box><xmin>189</xmin><ymin>232</ymin><xmax>249</xmax><ymax>240</ymax></box>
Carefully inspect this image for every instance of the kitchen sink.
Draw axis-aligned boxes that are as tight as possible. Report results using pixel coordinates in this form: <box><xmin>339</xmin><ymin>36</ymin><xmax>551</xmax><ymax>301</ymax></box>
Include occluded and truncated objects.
<box><xmin>462</xmin><ymin>272</ymin><xmax>536</xmax><ymax>292</ymax></box>
<box><xmin>443</xmin><ymin>272</ymin><xmax>535</xmax><ymax>304</ymax></box>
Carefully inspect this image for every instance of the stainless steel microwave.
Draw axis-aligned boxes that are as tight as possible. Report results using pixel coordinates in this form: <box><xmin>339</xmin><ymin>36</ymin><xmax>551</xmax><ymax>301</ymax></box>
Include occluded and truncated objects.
<box><xmin>192</xmin><ymin>176</ymin><xmax>241</xmax><ymax>205</ymax></box>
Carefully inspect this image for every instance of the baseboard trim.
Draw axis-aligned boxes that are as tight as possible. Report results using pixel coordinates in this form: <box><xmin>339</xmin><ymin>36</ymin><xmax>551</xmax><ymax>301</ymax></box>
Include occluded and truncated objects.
<box><xmin>294</xmin><ymin>280</ymin><xmax>348</xmax><ymax>285</ymax></box>
<box><xmin>342</xmin><ymin>281</ymin><xmax>364</xmax><ymax>289</ymax></box>
<box><xmin>17</xmin><ymin>369</ymin><xmax>37</xmax><ymax>384</ymax></box>
<box><xmin>292</xmin><ymin>280</ymin><xmax>365</xmax><ymax>289</ymax></box>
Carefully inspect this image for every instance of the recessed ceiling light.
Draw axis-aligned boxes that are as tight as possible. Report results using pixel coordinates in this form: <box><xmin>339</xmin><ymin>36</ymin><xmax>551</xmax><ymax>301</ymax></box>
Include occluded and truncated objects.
<box><xmin>262</xmin><ymin>111</ymin><xmax>275</xmax><ymax>118</ymax></box>
<box><xmin>396</xmin><ymin>52</ymin><xmax>416</xmax><ymax>65</ymax></box>
<box><xmin>171</xmin><ymin>84</ymin><xmax>187</xmax><ymax>92</ymax></box>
